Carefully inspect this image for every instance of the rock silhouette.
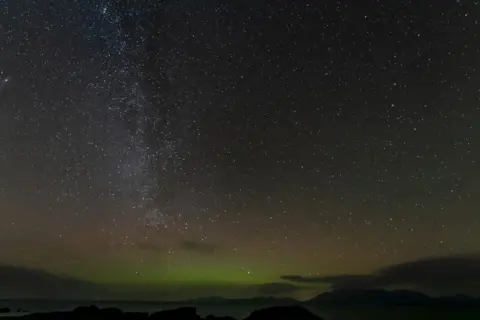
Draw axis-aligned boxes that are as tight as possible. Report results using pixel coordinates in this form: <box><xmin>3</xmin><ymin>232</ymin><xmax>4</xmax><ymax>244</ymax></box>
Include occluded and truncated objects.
<box><xmin>0</xmin><ymin>305</ymin><xmax>323</xmax><ymax>320</ymax></box>
<box><xmin>0</xmin><ymin>308</ymin><xmax>10</xmax><ymax>313</ymax></box>
<box><xmin>124</xmin><ymin>312</ymin><xmax>149</xmax><ymax>320</ymax></box>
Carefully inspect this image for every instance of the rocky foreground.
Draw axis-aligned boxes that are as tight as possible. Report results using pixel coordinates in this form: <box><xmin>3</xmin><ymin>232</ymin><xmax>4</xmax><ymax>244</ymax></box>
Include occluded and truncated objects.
<box><xmin>0</xmin><ymin>305</ymin><xmax>322</xmax><ymax>320</ymax></box>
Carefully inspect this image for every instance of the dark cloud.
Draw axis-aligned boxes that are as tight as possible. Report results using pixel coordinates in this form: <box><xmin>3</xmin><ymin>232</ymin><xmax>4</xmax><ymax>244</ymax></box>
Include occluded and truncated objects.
<box><xmin>282</xmin><ymin>274</ymin><xmax>377</xmax><ymax>288</ymax></box>
<box><xmin>0</xmin><ymin>264</ymin><xmax>100</xmax><ymax>299</ymax></box>
<box><xmin>253</xmin><ymin>282</ymin><xmax>301</xmax><ymax>296</ymax></box>
<box><xmin>180</xmin><ymin>240</ymin><xmax>217</xmax><ymax>254</ymax></box>
<box><xmin>282</xmin><ymin>254</ymin><xmax>480</xmax><ymax>295</ymax></box>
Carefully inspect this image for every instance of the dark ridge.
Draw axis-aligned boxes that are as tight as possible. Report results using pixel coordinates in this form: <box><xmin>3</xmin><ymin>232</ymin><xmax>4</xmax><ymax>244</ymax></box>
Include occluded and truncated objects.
<box><xmin>0</xmin><ymin>305</ymin><xmax>323</xmax><ymax>320</ymax></box>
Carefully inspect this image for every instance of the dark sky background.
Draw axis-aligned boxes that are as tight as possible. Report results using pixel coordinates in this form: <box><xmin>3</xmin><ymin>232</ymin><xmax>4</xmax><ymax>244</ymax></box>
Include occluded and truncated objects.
<box><xmin>0</xmin><ymin>0</ymin><xmax>480</xmax><ymax>300</ymax></box>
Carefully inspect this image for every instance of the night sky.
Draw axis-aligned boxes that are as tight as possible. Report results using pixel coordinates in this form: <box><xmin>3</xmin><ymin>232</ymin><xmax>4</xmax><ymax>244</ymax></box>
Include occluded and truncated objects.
<box><xmin>1</xmin><ymin>0</ymin><xmax>480</xmax><ymax>300</ymax></box>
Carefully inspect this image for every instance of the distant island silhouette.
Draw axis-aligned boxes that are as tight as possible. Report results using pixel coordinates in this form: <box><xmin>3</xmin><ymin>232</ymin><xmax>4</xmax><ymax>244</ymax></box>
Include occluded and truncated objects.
<box><xmin>309</xmin><ymin>289</ymin><xmax>480</xmax><ymax>307</ymax></box>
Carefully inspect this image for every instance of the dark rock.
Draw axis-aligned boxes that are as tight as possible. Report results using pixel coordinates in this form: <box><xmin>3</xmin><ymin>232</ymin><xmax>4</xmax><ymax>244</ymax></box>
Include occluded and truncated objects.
<box><xmin>99</xmin><ymin>307</ymin><xmax>123</xmax><ymax>319</ymax></box>
<box><xmin>245</xmin><ymin>306</ymin><xmax>322</xmax><ymax>320</ymax></box>
<box><xmin>70</xmin><ymin>306</ymin><xmax>124</xmax><ymax>320</ymax></box>
<box><xmin>0</xmin><ymin>308</ymin><xmax>10</xmax><ymax>313</ymax></box>
<box><xmin>149</xmin><ymin>307</ymin><xmax>200</xmax><ymax>320</ymax></box>
<box><xmin>73</xmin><ymin>305</ymin><xmax>100</xmax><ymax>314</ymax></box>
<box><xmin>124</xmin><ymin>312</ymin><xmax>149</xmax><ymax>320</ymax></box>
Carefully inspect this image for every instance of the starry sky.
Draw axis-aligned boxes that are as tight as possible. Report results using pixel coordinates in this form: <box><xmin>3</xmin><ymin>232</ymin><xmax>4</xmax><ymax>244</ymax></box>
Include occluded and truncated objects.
<box><xmin>1</xmin><ymin>0</ymin><xmax>480</xmax><ymax>300</ymax></box>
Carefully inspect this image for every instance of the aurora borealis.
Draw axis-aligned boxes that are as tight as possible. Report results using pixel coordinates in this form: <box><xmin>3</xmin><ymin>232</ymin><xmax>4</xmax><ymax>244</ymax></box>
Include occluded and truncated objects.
<box><xmin>1</xmin><ymin>0</ymin><xmax>480</xmax><ymax>300</ymax></box>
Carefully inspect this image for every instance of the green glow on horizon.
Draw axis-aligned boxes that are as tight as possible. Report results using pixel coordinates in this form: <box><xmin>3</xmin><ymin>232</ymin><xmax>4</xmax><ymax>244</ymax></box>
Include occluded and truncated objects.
<box><xmin>61</xmin><ymin>253</ymin><xmax>279</xmax><ymax>286</ymax></box>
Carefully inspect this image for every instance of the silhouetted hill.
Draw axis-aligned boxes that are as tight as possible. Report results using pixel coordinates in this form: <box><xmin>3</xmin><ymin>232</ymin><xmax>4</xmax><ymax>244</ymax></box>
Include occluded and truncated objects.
<box><xmin>0</xmin><ymin>305</ymin><xmax>322</xmax><ymax>320</ymax></box>
<box><xmin>0</xmin><ymin>307</ymin><xmax>10</xmax><ymax>313</ymax></box>
<box><xmin>309</xmin><ymin>289</ymin><xmax>480</xmax><ymax>307</ymax></box>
